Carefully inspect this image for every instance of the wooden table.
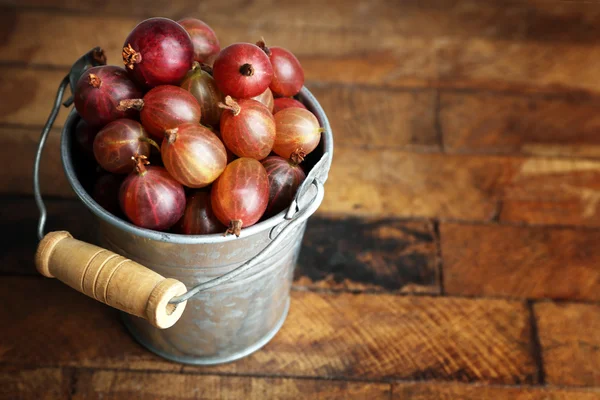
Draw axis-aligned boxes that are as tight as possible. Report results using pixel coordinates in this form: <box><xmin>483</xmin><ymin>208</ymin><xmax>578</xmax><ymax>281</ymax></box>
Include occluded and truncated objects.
<box><xmin>2</xmin><ymin>1</ymin><xmax>600</xmax><ymax>399</ymax></box>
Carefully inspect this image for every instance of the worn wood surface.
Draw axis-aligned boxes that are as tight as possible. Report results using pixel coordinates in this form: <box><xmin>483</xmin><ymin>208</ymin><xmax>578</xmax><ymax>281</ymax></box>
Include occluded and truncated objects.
<box><xmin>392</xmin><ymin>382</ymin><xmax>600</xmax><ymax>399</ymax></box>
<box><xmin>535</xmin><ymin>302</ymin><xmax>600</xmax><ymax>387</ymax></box>
<box><xmin>71</xmin><ymin>370</ymin><xmax>391</xmax><ymax>400</ymax></box>
<box><xmin>2</xmin><ymin>0</ymin><xmax>600</xmax><ymax>398</ymax></box>
<box><xmin>441</xmin><ymin>223</ymin><xmax>600</xmax><ymax>301</ymax></box>
<box><xmin>0</xmin><ymin>278</ymin><xmax>536</xmax><ymax>383</ymax></box>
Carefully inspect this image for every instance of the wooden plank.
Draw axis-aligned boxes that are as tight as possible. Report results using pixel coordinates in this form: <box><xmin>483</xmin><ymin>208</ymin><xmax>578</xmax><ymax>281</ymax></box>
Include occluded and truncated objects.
<box><xmin>498</xmin><ymin>157</ymin><xmax>600</xmax><ymax>226</ymax></box>
<box><xmin>5</xmin><ymin>0</ymin><xmax>600</xmax><ymax>44</ymax></box>
<box><xmin>441</xmin><ymin>223</ymin><xmax>600</xmax><ymax>301</ymax></box>
<box><xmin>0</xmin><ymin>277</ymin><xmax>536</xmax><ymax>383</ymax></box>
<box><xmin>0</xmin><ymin>126</ymin><xmax>72</xmax><ymax>197</ymax></box>
<box><xmin>0</xmin><ymin>197</ymin><xmax>95</xmax><ymax>275</ymax></box>
<box><xmin>0</xmin><ymin>196</ymin><xmax>440</xmax><ymax>297</ymax></box>
<box><xmin>392</xmin><ymin>381</ymin><xmax>600</xmax><ymax>399</ymax></box>
<box><xmin>295</xmin><ymin>217</ymin><xmax>439</xmax><ymax>293</ymax></box>
<box><xmin>441</xmin><ymin>92</ymin><xmax>600</xmax><ymax>158</ymax></box>
<box><xmin>535</xmin><ymin>302</ymin><xmax>600</xmax><ymax>387</ymax></box>
<box><xmin>2</xmin><ymin>9</ymin><xmax>600</xmax><ymax>93</ymax></box>
<box><xmin>72</xmin><ymin>370</ymin><xmax>391</xmax><ymax>400</ymax></box>
<box><xmin>0</xmin><ymin>366</ymin><xmax>69</xmax><ymax>400</ymax></box>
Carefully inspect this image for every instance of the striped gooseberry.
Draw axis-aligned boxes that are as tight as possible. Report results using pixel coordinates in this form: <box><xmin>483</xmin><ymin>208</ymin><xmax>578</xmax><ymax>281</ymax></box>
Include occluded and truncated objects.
<box><xmin>261</xmin><ymin>155</ymin><xmax>306</xmax><ymax>218</ymax></box>
<box><xmin>119</xmin><ymin>155</ymin><xmax>186</xmax><ymax>231</ymax></box>
<box><xmin>273</xmin><ymin>107</ymin><xmax>323</xmax><ymax>162</ymax></box>
<box><xmin>93</xmin><ymin>119</ymin><xmax>159</xmax><ymax>174</ymax></box>
<box><xmin>174</xmin><ymin>191</ymin><xmax>225</xmax><ymax>235</ymax></box>
<box><xmin>118</xmin><ymin>85</ymin><xmax>201</xmax><ymax>141</ymax></box>
<box><xmin>161</xmin><ymin>123</ymin><xmax>227</xmax><ymax>188</ymax></box>
<box><xmin>74</xmin><ymin>65</ymin><xmax>142</xmax><ymax>127</ymax></box>
<box><xmin>218</xmin><ymin>96</ymin><xmax>275</xmax><ymax>160</ymax></box>
<box><xmin>211</xmin><ymin>158</ymin><xmax>269</xmax><ymax>236</ymax></box>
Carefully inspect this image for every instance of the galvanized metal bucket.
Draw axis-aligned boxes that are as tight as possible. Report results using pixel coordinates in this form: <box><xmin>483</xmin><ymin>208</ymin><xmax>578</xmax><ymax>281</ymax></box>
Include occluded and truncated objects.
<box><xmin>34</xmin><ymin>49</ymin><xmax>333</xmax><ymax>365</ymax></box>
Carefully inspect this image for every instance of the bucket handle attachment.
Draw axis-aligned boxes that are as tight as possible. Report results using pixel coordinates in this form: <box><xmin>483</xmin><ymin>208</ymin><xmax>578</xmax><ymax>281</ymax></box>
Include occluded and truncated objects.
<box><xmin>33</xmin><ymin>48</ymin><xmax>328</xmax><ymax>329</ymax></box>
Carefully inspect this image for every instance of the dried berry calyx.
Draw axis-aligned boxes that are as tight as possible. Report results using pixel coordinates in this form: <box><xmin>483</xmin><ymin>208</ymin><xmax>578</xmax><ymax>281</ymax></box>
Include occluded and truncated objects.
<box><xmin>133</xmin><ymin>154</ymin><xmax>150</xmax><ymax>175</ymax></box>
<box><xmin>88</xmin><ymin>73</ymin><xmax>102</xmax><ymax>88</ymax></box>
<box><xmin>226</xmin><ymin>220</ymin><xmax>243</xmax><ymax>237</ymax></box>
<box><xmin>164</xmin><ymin>128</ymin><xmax>179</xmax><ymax>144</ymax></box>
<box><xmin>239</xmin><ymin>63</ymin><xmax>254</xmax><ymax>76</ymax></box>
<box><xmin>218</xmin><ymin>95</ymin><xmax>242</xmax><ymax>116</ymax></box>
<box><xmin>290</xmin><ymin>149</ymin><xmax>306</xmax><ymax>166</ymax></box>
<box><xmin>122</xmin><ymin>43</ymin><xmax>142</xmax><ymax>70</ymax></box>
<box><xmin>117</xmin><ymin>98</ymin><xmax>145</xmax><ymax>112</ymax></box>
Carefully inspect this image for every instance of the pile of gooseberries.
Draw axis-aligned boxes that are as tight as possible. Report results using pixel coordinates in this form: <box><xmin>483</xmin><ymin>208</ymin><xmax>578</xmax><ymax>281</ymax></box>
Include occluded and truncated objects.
<box><xmin>74</xmin><ymin>17</ymin><xmax>323</xmax><ymax>237</ymax></box>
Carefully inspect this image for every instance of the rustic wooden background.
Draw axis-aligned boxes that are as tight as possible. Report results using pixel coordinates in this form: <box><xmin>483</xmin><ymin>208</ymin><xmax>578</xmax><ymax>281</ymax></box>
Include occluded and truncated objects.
<box><xmin>2</xmin><ymin>0</ymin><xmax>600</xmax><ymax>399</ymax></box>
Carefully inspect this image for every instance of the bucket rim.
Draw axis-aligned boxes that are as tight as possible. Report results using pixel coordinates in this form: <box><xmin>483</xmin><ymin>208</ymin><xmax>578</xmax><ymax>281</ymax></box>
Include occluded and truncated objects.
<box><xmin>61</xmin><ymin>87</ymin><xmax>333</xmax><ymax>244</ymax></box>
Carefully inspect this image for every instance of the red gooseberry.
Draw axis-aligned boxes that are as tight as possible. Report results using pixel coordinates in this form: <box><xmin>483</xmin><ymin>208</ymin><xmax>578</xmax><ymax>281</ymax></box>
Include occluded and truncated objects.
<box><xmin>118</xmin><ymin>85</ymin><xmax>201</xmax><ymax>141</ymax></box>
<box><xmin>161</xmin><ymin>123</ymin><xmax>227</xmax><ymax>188</ymax></box>
<box><xmin>211</xmin><ymin>158</ymin><xmax>269</xmax><ymax>237</ymax></box>
<box><xmin>251</xmin><ymin>87</ymin><xmax>274</xmax><ymax>113</ymax></box>
<box><xmin>74</xmin><ymin>65</ymin><xmax>142</xmax><ymax>127</ymax></box>
<box><xmin>273</xmin><ymin>107</ymin><xmax>323</xmax><ymax>162</ymax></box>
<box><xmin>93</xmin><ymin>119</ymin><xmax>159</xmax><ymax>174</ymax></box>
<box><xmin>174</xmin><ymin>191</ymin><xmax>225</xmax><ymax>235</ymax></box>
<box><xmin>273</xmin><ymin>97</ymin><xmax>307</xmax><ymax>114</ymax></box>
<box><xmin>74</xmin><ymin>119</ymin><xmax>98</xmax><ymax>158</ymax></box>
<box><xmin>257</xmin><ymin>39</ymin><xmax>304</xmax><ymax>97</ymax></box>
<box><xmin>180</xmin><ymin>63</ymin><xmax>224</xmax><ymax>128</ymax></box>
<box><xmin>92</xmin><ymin>173</ymin><xmax>123</xmax><ymax>215</ymax></box>
<box><xmin>119</xmin><ymin>155</ymin><xmax>186</xmax><ymax>231</ymax></box>
<box><xmin>177</xmin><ymin>18</ymin><xmax>220</xmax><ymax>64</ymax></box>
<box><xmin>213</xmin><ymin>43</ymin><xmax>273</xmax><ymax>98</ymax></box>
<box><xmin>122</xmin><ymin>17</ymin><xmax>193</xmax><ymax>88</ymax></box>
<box><xmin>218</xmin><ymin>96</ymin><xmax>275</xmax><ymax>160</ymax></box>
<box><xmin>261</xmin><ymin>156</ymin><xmax>306</xmax><ymax>218</ymax></box>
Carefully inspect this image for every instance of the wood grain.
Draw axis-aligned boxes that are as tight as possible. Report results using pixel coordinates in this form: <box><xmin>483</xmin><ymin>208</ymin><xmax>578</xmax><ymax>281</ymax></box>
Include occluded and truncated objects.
<box><xmin>295</xmin><ymin>217</ymin><xmax>439</xmax><ymax>293</ymax></box>
<box><xmin>0</xmin><ymin>366</ymin><xmax>69</xmax><ymax>400</ymax></box>
<box><xmin>392</xmin><ymin>381</ymin><xmax>600</xmax><ymax>399</ymax></box>
<box><xmin>441</xmin><ymin>223</ymin><xmax>600</xmax><ymax>301</ymax></box>
<box><xmin>441</xmin><ymin>92</ymin><xmax>600</xmax><ymax>158</ymax></box>
<box><xmin>0</xmin><ymin>126</ymin><xmax>71</xmax><ymax>197</ymax></box>
<box><xmin>72</xmin><ymin>370</ymin><xmax>391</xmax><ymax>400</ymax></box>
<box><xmin>2</xmin><ymin>8</ymin><xmax>600</xmax><ymax>93</ymax></box>
<box><xmin>0</xmin><ymin>197</ymin><xmax>94</xmax><ymax>275</ymax></box>
<box><xmin>535</xmin><ymin>302</ymin><xmax>600</xmax><ymax>387</ymax></box>
<box><xmin>5</xmin><ymin>0</ymin><xmax>600</xmax><ymax>44</ymax></box>
<box><xmin>0</xmin><ymin>277</ymin><xmax>536</xmax><ymax>383</ymax></box>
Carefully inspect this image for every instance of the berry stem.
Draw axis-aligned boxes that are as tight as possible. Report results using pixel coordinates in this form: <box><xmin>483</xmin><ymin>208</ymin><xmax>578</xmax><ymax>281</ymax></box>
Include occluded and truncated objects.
<box><xmin>88</xmin><ymin>74</ymin><xmax>102</xmax><ymax>88</ymax></box>
<box><xmin>225</xmin><ymin>220</ymin><xmax>243</xmax><ymax>237</ymax></box>
<box><xmin>165</xmin><ymin>128</ymin><xmax>179</xmax><ymax>144</ymax></box>
<box><xmin>132</xmin><ymin>154</ymin><xmax>150</xmax><ymax>175</ymax></box>
<box><xmin>256</xmin><ymin>38</ymin><xmax>272</xmax><ymax>57</ymax></box>
<box><xmin>218</xmin><ymin>96</ymin><xmax>241</xmax><ymax>116</ymax></box>
<box><xmin>117</xmin><ymin>99</ymin><xmax>144</xmax><ymax>112</ymax></box>
<box><xmin>239</xmin><ymin>63</ymin><xmax>254</xmax><ymax>76</ymax></box>
<box><xmin>122</xmin><ymin>44</ymin><xmax>142</xmax><ymax>70</ymax></box>
<box><xmin>140</xmin><ymin>137</ymin><xmax>161</xmax><ymax>152</ymax></box>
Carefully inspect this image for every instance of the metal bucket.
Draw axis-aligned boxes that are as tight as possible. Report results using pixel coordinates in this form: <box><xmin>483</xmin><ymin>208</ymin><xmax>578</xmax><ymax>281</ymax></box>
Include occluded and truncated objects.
<box><xmin>57</xmin><ymin>87</ymin><xmax>333</xmax><ymax>365</ymax></box>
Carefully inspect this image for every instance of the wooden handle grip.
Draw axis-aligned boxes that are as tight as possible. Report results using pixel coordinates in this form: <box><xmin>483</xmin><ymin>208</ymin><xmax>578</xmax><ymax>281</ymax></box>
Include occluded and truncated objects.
<box><xmin>35</xmin><ymin>231</ymin><xmax>187</xmax><ymax>329</ymax></box>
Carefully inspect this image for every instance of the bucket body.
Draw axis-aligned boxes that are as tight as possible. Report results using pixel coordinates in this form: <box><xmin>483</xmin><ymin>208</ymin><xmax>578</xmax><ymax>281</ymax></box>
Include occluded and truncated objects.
<box><xmin>60</xmin><ymin>88</ymin><xmax>333</xmax><ymax>365</ymax></box>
